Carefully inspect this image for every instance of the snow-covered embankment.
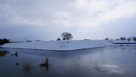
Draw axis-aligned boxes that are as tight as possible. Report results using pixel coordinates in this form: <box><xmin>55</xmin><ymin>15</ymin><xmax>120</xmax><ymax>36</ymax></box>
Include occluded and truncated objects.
<box><xmin>2</xmin><ymin>40</ymin><xmax>112</xmax><ymax>51</ymax></box>
<box><xmin>111</xmin><ymin>40</ymin><xmax>136</xmax><ymax>45</ymax></box>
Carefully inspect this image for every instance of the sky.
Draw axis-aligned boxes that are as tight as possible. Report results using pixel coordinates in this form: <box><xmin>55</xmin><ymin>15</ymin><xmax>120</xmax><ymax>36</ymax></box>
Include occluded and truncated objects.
<box><xmin>0</xmin><ymin>0</ymin><xmax>136</xmax><ymax>41</ymax></box>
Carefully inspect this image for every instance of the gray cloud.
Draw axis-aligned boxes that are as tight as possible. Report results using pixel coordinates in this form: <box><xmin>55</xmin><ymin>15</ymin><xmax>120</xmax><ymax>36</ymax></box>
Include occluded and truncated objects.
<box><xmin>0</xmin><ymin>0</ymin><xmax>136</xmax><ymax>41</ymax></box>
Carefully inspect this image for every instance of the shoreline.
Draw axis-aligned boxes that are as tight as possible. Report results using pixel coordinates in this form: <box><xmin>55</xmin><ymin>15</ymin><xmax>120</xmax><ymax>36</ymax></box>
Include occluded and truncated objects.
<box><xmin>1</xmin><ymin>40</ymin><xmax>136</xmax><ymax>51</ymax></box>
<box><xmin>1</xmin><ymin>40</ymin><xmax>112</xmax><ymax>51</ymax></box>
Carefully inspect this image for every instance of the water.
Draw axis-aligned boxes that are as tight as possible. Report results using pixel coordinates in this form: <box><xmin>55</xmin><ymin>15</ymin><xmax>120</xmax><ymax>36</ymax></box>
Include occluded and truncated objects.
<box><xmin>0</xmin><ymin>46</ymin><xmax>136</xmax><ymax>77</ymax></box>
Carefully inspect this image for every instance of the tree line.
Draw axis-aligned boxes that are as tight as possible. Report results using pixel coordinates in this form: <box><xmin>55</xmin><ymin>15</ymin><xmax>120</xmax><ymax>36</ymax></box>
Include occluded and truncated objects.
<box><xmin>105</xmin><ymin>37</ymin><xmax>136</xmax><ymax>42</ymax></box>
<box><xmin>119</xmin><ymin>37</ymin><xmax>136</xmax><ymax>41</ymax></box>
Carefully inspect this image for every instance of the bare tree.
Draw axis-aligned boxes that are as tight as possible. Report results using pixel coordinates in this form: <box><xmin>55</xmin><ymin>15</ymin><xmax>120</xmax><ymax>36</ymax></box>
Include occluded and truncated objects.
<box><xmin>61</xmin><ymin>32</ymin><xmax>73</xmax><ymax>40</ymax></box>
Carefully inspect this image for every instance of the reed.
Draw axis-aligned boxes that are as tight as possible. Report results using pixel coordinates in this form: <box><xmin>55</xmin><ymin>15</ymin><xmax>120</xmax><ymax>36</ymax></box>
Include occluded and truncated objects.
<box><xmin>40</xmin><ymin>58</ymin><xmax>49</xmax><ymax>70</ymax></box>
<box><xmin>40</xmin><ymin>58</ymin><xmax>49</xmax><ymax>66</ymax></box>
<box><xmin>15</xmin><ymin>52</ymin><xmax>18</xmax><ymax>57</ymax></box>
<box><xmin>0</xmin><ymin>51</ymin><xmax>7</xmax><ymax>56</ymax></box>
<box><xmin>23</xmin><ymin>61</ymin><xmax>32</xmax><ymax>70</ymax></box>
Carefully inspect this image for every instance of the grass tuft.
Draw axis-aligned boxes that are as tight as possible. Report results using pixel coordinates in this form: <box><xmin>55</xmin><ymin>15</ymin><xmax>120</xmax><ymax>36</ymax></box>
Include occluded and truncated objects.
<box><xmin>0</xmin><ymin>51</ymin><xmax>8</xmax><ymax>56</ymax></box>
<box><xmin>23</xmin><ymin>61</ymin><xmax>32</xmax><ymax>70</ymax></box>
<box><xmin>15</xmin><ymin>52</ymin><xmax>18</xmax><ymax>57</ymax></box>
<box><xmin>40</xmin><ymin>58</ymin><xmax>49</xmax><ymax>69</ymax></box>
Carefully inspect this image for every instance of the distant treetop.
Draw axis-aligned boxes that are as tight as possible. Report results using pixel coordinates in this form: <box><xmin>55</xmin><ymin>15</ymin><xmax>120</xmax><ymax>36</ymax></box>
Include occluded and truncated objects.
<box><xmin>0</xmin><ymin>38</ymin><xmax>10</xmax><ymax>45</ymax></box>
<box><xmin>61</xmin><ymin>32</ymin><xmax>73</xmax><ymax>40</ymax></box>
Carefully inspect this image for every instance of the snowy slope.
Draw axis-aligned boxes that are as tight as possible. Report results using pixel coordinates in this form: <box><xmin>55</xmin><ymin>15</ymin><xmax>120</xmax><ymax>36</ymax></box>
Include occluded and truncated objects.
<box><xmin>2</xmin><ymin>40</ymin><xmax>112</xmax><ymax>51</ymax></box>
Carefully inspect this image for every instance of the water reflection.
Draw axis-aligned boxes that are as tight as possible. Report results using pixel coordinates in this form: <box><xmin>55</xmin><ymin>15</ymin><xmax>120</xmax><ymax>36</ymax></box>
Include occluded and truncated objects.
<box><xmin>0</xmin><ymin>46</ymin><xmax>136</xmax><ymax>77</ymax></box>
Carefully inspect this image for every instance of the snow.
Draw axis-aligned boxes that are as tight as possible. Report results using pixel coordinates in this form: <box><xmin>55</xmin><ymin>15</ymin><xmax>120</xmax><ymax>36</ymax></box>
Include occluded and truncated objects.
<box><xmin>111</xmin><ymin>40</ymin><xmax>128</xmax><ymax>43</ymax></box>
<box><xmin>110</xmin><ymin>40</ymin><xmax>136</xmax><ymax>46</ymax></box>
<box><xmin>1</xmin><ymin>40</ymin><xmax>112</xmax><ymax>51</ymax></box>
<box><xmin>111</xmin><ymin>40</ymin><xmax>136</xmax><ymax>43</ymax></box>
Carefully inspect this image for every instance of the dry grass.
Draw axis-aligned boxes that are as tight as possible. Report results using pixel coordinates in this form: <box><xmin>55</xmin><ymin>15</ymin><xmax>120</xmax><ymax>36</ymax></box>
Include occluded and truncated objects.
<box><xmin>40</xmin><ymin>58</ymin><xmax>49</xmax><ymax>70</ymax></box>
<box><xmin>23</xmin><ymin>61</ymin><xmax>32</xmax><ymax>70</ymax></box>
<box><xmin>15</xmin><ymin>52</ymin><xmax>18</xmax><ymax>57</ymax></box>
<box><xmin>0</xmin><ymin>51</ymin><xmax>7</xmax><ymax>56</ymax></box>
<box><xmin>40</xmin><ymin>58</ymin><xmax>49</xmax><ymax>66</ymax></box>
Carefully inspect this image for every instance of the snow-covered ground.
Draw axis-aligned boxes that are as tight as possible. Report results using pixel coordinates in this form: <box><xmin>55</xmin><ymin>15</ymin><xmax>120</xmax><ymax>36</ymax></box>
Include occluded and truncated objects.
<box><xmin>1</xmin><ymin>40</ymin><xmax>112</xmax><ymax>51</ymax></box>
<box><xmin>111</xmin><ymin>40</ymin><xmax>136</xmax><ymax>43</ymax></box>
<box><xmin>111</xmin><ymin>40</ymin><xmax>129</xmax><ymax>43</ymax></box>
<box><xmin>110</xmin><ymin>40</ymin><xmax>136</xmax><ymax>46</ymax></box>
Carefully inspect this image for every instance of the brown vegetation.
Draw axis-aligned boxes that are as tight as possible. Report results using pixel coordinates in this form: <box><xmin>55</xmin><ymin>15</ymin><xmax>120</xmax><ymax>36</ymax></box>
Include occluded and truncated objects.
<box><xmin>40</xmin><ymin>58</ymin><xmax>49</xmax><ymax>69</ymax></box>
<box><xmin>0</xmin><ymin>51</ymin><xmax>8</xmax><ymax>56</ymax></box>
<box><xmin>23</xmin><ymin>61</ymin><xmax>32</xmax><ymax>70</ymax></box>
<box><xmin>15</xmin><ymin>52</ymin><xmax>18</xmax><ymax>57</ymax></box>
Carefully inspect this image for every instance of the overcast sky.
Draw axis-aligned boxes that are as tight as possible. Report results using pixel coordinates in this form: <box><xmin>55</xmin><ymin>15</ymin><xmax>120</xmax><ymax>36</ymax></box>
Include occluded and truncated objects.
<box><xmin>0</xmin><ymin>0</ymin><xmax>136</xmax><ymax>41</ymax></box>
